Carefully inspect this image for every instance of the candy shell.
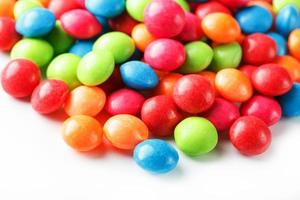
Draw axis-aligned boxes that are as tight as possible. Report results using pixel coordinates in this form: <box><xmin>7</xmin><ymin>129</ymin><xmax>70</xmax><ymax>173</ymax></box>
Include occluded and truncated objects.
<box><xmin>14</xmin><ymin>0</ymin><xmax>42</xmax><ymax>19</ymax></box>
<box><xmin>277</xmin><ymin>83</ymin><xmax>300</xmax><ymax>117</ymax></box>
<box><xmin>0</xmin><ymin>17</ymin><xmax>21</xmax><ymax>51</ymax></box>
<box><xmin>69</xmin><ymin>40</ymin><xmax>94</xmax><ymax>58</ymax></box>
<box><xmin>85</xmin><ymin>0</ymin><xmax>125</xmax><ymax>18</ymax></box>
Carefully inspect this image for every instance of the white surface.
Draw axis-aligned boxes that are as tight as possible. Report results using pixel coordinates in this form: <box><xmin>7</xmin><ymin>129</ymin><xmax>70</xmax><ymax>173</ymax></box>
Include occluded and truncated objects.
<box><xmin>0</xmin><ymin>52</ymin><xmax>300</xmax><ymax>200</ymax></box>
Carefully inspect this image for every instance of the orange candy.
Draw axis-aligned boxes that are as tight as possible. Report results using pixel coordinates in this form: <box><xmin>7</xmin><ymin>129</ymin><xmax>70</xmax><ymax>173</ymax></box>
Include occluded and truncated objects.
<box><xmin>62</xmin><ymin>115</ymin><xmax>103</xmax><ymax>152</ymax></box>
<box><xmin>198</xmin><ymin>70</ymin><xmax>218</xmax><ymax>96</ymax></box>
<box><xmin>154</xmin><ymin>73</ymin><xmax>183</xmax><ymax>96</ymax></box>
<box><xmin>0</xmin><ymin>0</ymin><xmax>15</xmax><ymax>18</ymax></box>
<box><xmin>104</xmin><ymin>114</ymin><xmax>149</xmax><ymax>150</ymax></box>
<box><xmin>288</xmin><ymin>29</ymin><xmax>300</xmax><ymax>61</ymax></box>
<box><xmin>131</xmin><ymin>23</ymin><xmax>156</xmax><ymax>52</ymax></box>
<box><xmin>64</xmin><ymin>86</ymin><xmax>106</xmax><ymax>117</ymax></box>
<box><xmin>275</xmin><ymin>56</ymin><xmax>300</xmax><ymax>82</ymax></box>
<box><xmin>215</xmin><ymin>68</ymin><xmax>253</xmax><ymax>102</ymax></box>
<box><xmin>33</xmin><ymin>0</ymin><xmax>50</xmax><ymax>7</ymax></box>
<box><xmin>201</xmin><ymin>13</ymin><xmax>241</xmax><ymax>43</ymax></box>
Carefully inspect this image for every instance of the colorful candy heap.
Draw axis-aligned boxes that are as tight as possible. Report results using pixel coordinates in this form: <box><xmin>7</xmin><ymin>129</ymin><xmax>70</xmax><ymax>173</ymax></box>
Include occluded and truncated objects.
<box><xmin>1</xmin><ymin>0</ymin><xmax>300</xmax><ymax>174</ymax></box>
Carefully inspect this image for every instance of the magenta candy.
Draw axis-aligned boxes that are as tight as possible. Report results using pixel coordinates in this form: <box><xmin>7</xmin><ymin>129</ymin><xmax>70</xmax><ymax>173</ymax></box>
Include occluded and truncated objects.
<box><xmin>202</xmin><ymin>98</ymin><xmax>240</xmax><ymax>132</ymax></box>
<box><xmin>105</xmin><ymin>88</ymin><xmax>145</xmax><ymax>116</ymax></box>
<box><xmin>241</xmin><ymin>95</ymin><xmax>282</xmax><ymax>126</ymax></box>
<box><xmin>60</xmin><ymin>9</ymin><xmax>102</xmax><ymax>39</ymax></box>
<box><xmin>177</xmin><ymin>12</ymin><xmax>203</xmax><ymax>42</ymax></box>
<box><xmin>144</xmin><ymin>39</ymin><xmax>186</xmax><ymax>72</ymax></box>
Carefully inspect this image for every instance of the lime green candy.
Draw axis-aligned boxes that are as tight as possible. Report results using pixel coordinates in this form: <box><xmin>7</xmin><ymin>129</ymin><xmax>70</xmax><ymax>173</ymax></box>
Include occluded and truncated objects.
<box><xmin>209</xmin><ymin>42</ymin><xmax>242</xmax><ymax>72</ymax></box>
<box><xmin>273</xmin><ymin>0</ymin><xmax>300</xmax><ymax>12</ymax></box>
<box><xmin>175</xmin><ymin>117</ymin><xmax>218</xmax><ymax>156</ymax></box>
<box><xmin>93</xmin><ymin>32</ymin><xmax>135</xmax><ymax>64</ymax></box>
<box><xmin>11</xmin><ymin>38</ymin><xmax>54</xmax><ymax>67</ymax></box>
<box><xmin>175</xmin><ymin>0</ymin><xmax>190</xmax><ymax>11</ymax></box>
<box><xmin>45</xmin><ymin>21</ymin><xmax>74</xmax><ymax>55</ymax></box>
<box><xmin>126</xmin><ymin>0</ymin><xmax>151</xmax><ymax>22</ymax></box>
<box><xmin>47</xmin><ymin>53</ymin><xmax>81</xmax><ymax>89</ymax></box>
<box><xmin>14</xmin><ymin>0</ymin><xmax>42</xmax><ymax>19</ymax></box>
<box><xmin>178</xmin><ymin>41</ymin><xmax>213</xmax><ymax>74</ymax></box>
<box><xmin>77</xmin><ymin>50</ymin><xmax>115</xmax><ymax>86</ymax></box>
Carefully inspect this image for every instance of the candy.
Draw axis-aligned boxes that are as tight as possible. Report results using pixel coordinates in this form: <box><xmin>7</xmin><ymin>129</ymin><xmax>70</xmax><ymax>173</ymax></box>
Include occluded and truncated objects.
<box><xmin>202</xmin><ymin>98</ymin><xmax>240</xmax><ymax>132</ymax></box>
<box><xmin>126</xmin><ymin>0</ymin><xmax>151</xmax><ymax>22</ymax></box>
<box><xmin>64</xmin><ymin>86</ymin><xmax>106</xmax><ymax>117</ymax></box>
<box><xmin>48</xmin><ymin>0</ymin><xmax>81</xmax><ymax>19</ymax></box>
<box><xmin>35</xmin><ymin>0</ymin><xmax>50</xmax><ymax>7</ymax></box>
<box><xmin>174</xmin><ymin>117</ymin><xmax>218</xmax><ymax>156</ymax></box>
<box><xmin>288</xmin><ymin>29</ymin><xmax>300</xmax><ymax>61</ymax></box>
<box><xmin>178</xmin><ymin>41</ymin><xmax>213</xmax><ymax>74</ymax></box>
<box><xmin>195</xmin><ymin>1</ymin><xmax>231</xmax><ymax>21</ymax></box>
<box><xmin>201</xmin><ymin>13</ymin><xmax>241</xmax><ymax>43</ymax></box>
<box><xmin>11</xmin><ymin>38</ymin><xmax>54</xmax><ymax>67</ymax></box>
<box><xmin>239</xmin><ymin>65</ymin><xmax>257</xmax><ymax>79</ymax></box>
<box><xmin>230</xmin><ymin>116</ymin><xmax>271</xmax><ymax>156</ymax></box>
<box><xmin>215</xmin><ymin>0</ymin><xmax>249</xmax><ymax>10</ymax></box>
<box><xmin>273</xmin><ymin>0</ymin><xmax>300</xmax><ymax>13</ymax></box>
<box><xmin>104</xmin><ymin>114</ymin><xmax>149</xmax><ymax>150</ymax></box>
<box><xmin>215</xmin><ymin>68</ymin><xmax>253</xmax><ymax>102</ymax></box>
<box><xmin>236</xmin><ymin>6</ymin><xmax>272</xmax><ymax>34</ymax></box>
<box><xmin>31</xmin><ymin>80</ymin><xmax>69</xmax><ymax>114</ymax></box>
<box><xmin>144</xmin><ymin>0</ymin><xmax>185</xmax><ymax>38</ymax></box>
<box><xmin>173</xmin><ymin>75</ymin><xmax>215</xmax><ymax>114</ymax></box>
<box><xmin>85</xmin><ymin>0</ymin><xmax>125</xmax><ymax>18</ymax></box>
<box><xmin>16</xmin><ymin>8</ymin><xmax>55</xmax><ymax>37</ymax></box>
<box><xmin>69</xmin><ymin>40</ymin><xmax>94</xmax><ymax>58</ymax></box>
<box><xmin>105</xmin><ymin>88</ymin><xmax>145</xmax><ymax>116</ymax></box>
<box><xmin>177</xmin><ymin>12</ymin><xmax>203</xmax><ymax>42</ymax></box>
<box><xmin>133</xmin><ymin>139</ymin><xmax>179</xmax><ymax>174</ymax></box>
<box><xmin>62</xmin><ymin>115</ymin><xmax>103</xmax><ymax>152</ymax></box>
<box><xmin>251</xmin><ymin>64</ymin><xmax>293</xmax><ymax>96</ymax></box>
<box><xmin>0</xmin><ymin>0</ymin><xmax>15</xmax><ymax>18</ymax></box>
<box><xmin>46</xmin><ymin>53</ymin><xmax>81</xmax><ymax>89</ymax></box>
<box><xmin>198</xmin><ymin>70</ymin><xmax>218</xmax><ymax>95</ymax></box>
<box><xmin>60</xmin><ymin>9</ymin><xmax>102</xmax><ymax>39</ymax></box>
<box><xmin>267</xmin><ymin>32</ymin><xmax>287</xmax><ymax>56</ymax></box>
<box><xmin>141</xmin><ymin>95</ymin><xmax>182</xmax><ymax>137</ymax></box>
<box><xmin>144</xmin><ymin>39</ymin><xmax>186</xmax><ymax>71</ymax></box>
<box><xmin>77</xmin><ymin>50</ymin><xmax>115</xmax><ymax>86</ymax></box>
<box><xmin>0</xmin><ymin>17</ymin><xmax>21</xmax><ymax>51</ymax></box>
<box><xmin>154</xmin><ymin>73</ymin><xmax>183</xmax><ymax>96</ymax></box>
<box><xmin>275</xmin><ymin>55</ymin><xmax>300</xmax><ymax>82</ymax></box>
<box><xmin>13</xmin><ymin>0</ymin><xmax>42</xmax><ymax>19</ymax></box>
<box><xmin>277</xmin><ymin>83</ymin><xmax>300</xmax><ymax>117</ymax></box>
<box><xmin>120</xmin><ymin>61</ymin><xmax>159</xmax><ymax>90</ymax></box>
<box><xmin>1</xmin><ymin>59</ymin><xmax>40</xmax><ymax>98</ymax></box>
<box><xmin>93</xmin><ymin>32</ymin><xmax>135</xmax><ymax>64</ymax></box>
<box><xmin>108</xmin><ymin>12</ymin><xmax>138</xmax><ymax>35</ymax></box>
<box><xmin>131</xmin><ymin>23</ymin><xmax>156</xmax><ymax>52</ymax></box>
<box><xmin>275</xmin><ymin>5</ymin><xmax>300</xmax><ymax>37</ymax></box>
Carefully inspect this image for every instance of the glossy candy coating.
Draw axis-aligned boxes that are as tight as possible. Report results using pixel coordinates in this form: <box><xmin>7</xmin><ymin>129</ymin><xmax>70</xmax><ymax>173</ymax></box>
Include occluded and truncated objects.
<box><xmin>173</xmin><ymin>75</ymin><xmax>215</xmax><ymax>114</ymax></box>
<box><xmin>62</xmin><ymin>115</ymin><xmax>103</xmax><ymax>152</ymax></box>
<box><xmin>177</xmin><ymin>12</ymin><xmax>203</xmax><ymax>42</ymax></box>
<box><xmin>275</xmin><ymin>5</ymin><xmax>300</xmax><ymax>37</ymax></box>
<box><xmin>0</xmin><ymin>17</ymin><xmax>21</xmax><ymax>51</ymax></box>
<box><xmin>104</xmin><ymin>114</ymin><xmax>149</xmax><ymax>150</ymax></box>
<box><xmin>195</xmin><ymin>1</ymin><xmax>231</xmax><ymax>21</ymax></box>
<box><xmin>120</xmin><ymin>61</ymin><xmax>159</xmax><ymax>90</ymax></box>
<box><xmin>144</xmin><ymin>39</ymin><xmax>186</xmax><ymax>71</ymax></box>
<box><xmin>154</xmin><ymin>73</ymin><xmax>183</xmax><ymax>96</ymax></box>
<box><xmin>275</xmin><ymin>56</ymin><xmax>300</xmax><ymax>82</ymax></box>
<box><xmin>0</xmin><ymin>0</ymin><xmax>15</xmax><ymax>18</ymax></box>
<box><xmin>141</xmin><ymin>95</ymin><xmax>182</xmax><ymax>137</ymax></box>
<box><xmin>174</xmin><ymin>117</ymin><xmax>218</xmax><ymax>156</ymax></box>
<box><xmin>1</xmin><ymin>59</ymin><xmax>40</xmax><ymax>98</ymax></box>
<box><xmin>267</xmin><ymin>32</ymin><xmax>287</xmax><ymax>56</ymax></box>
<box><xmin>239</xmin><ymin>65</ymin><xmax>257</xmax><ymax>79</ymax></box>
<box><xmin>273</xmin><ymin>0</ymin><xmax>300</xmax><ymax>13</ymax></box>
<box><xmin>126</xmin><ymin>0</ymin><xmax>151</xmax><ymax>22</ymax></box>
<box><xmin>215</xmin><ymin>0</ymin><xmax>249</xmax><ymax>10</ymax></box>
<box><xmin>230</xmin><ymin>116</ymin><xmax>271</xmax><ymax>156</ymax></box>
<box><xmin>14</xmin><ymin>0</ymin><xmax>42</xmax><ymax>19</ymax></box>
<box><xmin>48</xmin><ymin>0</ymin><xmax>81</xmax><ymax>19</ymax></box>
<box><xmin>77</xmin><ymin>50</ymin><xmax>115</xmax><ymax>86</ymax></box>
<box><xmin>288</xmin><ymin>29</ymin><xmax>300</xmax><ymax>61</ymax></box>
<box><xmin>69</xmin><ymin>40</ymin><xmax>94</xmax><ymax>58</ymax></box>
<box><xmin>134</xmin><ymin>139</ymin><xmax>179</xmax><ymax>174</ymax></box>
<box><xmin>108</xmin><ymin>12</ymin><xmax>138</xmax><ymax>35</ymax></box>
<box><xmin>31</xmin><ymin>80</ymin><xmax>69</xmax><ymax>114</ymax></box>
<box><xmin>131</xmin><ymin>23</ymin><xmax>156</xmax><ymax>52</ymax></box>
<box><xmin>198</xmin><ymin>71</ymin><xmax>218</xmax><ymax>96</ymax></box>
<box><xmin>85</xmin><ymin>0</ymin><xmax>125</xmax><ymax>18</ymax></box>
<box><xmin>64</xmin><ymin>86</ymin><xmax>106</xmax><ymax>117</ymax></box>
<box><xmin>277</xmin><ymin>83</ymin><xmax>300</xmax><ymax>117</ymax></box>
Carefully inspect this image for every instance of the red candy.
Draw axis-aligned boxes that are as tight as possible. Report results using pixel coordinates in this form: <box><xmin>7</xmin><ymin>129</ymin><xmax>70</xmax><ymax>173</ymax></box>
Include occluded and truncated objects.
<box><xmin>76</xmin><ymin>0</ymin><xmax>85</xmax><ymax>8</ymax></box>
<box><xmin>109</xmin><ymin>12</ymin><xmax>138</xmax><ymax>35</ymax></box>
<box><xmin>230</xmin><ymin>116</ymin><xmax>272</xmax><ymax>156</ymax></box>
<box><xmin>144</xmin><ymin>0</ymin><xmax>185</xmax><ymax>38</ymax></box>
<box><xmin>1</xmin><ymin>59</ymin><xmax>41</xmax><ymax>98</ymax></box>
<box><xmin>105</xmin><ymin>88</ymin><xmax>145</xmax><ymax>116</ymax></box>
<box><xmin>60</xmin><ymin>9</ymin><xmax>102</xmax><ymax>39</ymax></box>
<box><xmin>0</xmin><ymin>17</ymin><xmax>21</xmax><ymax>52</ymax></box>
<box><xmin>177</xmin><ymin>12</ymin><xmax>203</xmax><ymax>42</ymax></box>
<box><xmin>31</xmin><ymin>80</ymin><xmax>69</xmax><ymax>114</ymax></box>
<box><xmin>239</xmin><ymin>65</ymin><xmax>257</xmax><ymax>79</ymax></box>
<box><xmin>195</xmin><ymin>1</ymin><xmax>231</xmax><ymax>21</ymax></box>
<box><xmin>241</xmin><ymin>95</ymin><xmax>282</xmax><ymax>126</ymax></box>
<box><xmin>144</xmin><ymin>39</ymin><xmax>186</xmax><ymax>71</ymax></box>
<box><xmin>242</xmin><ymin>33</ymin><xmax>277</xmax><ymax>65</ymax></box>
<box><xmin>202</xmin><ymin>98</ymin><xmax>240</xmax><ymax>132</ymax></box>
<box><xmin>141</xmin><ymin>95</ymin><xmax>182</xmax><ymax>137</ymax></box>
<box><xmin>48</xmin><ymin>0</ymin><xmax>81</xmax><ymax>19</ymax></box>
<box><xmin>215</xmin><ymin>0</ymin><xmax>250</xmax><ymax>10</ymax></box>
<box><xmin>251</xmin><ymin>64</ymin><xmax>293</xmax><ymax>96</ymax></box>
<box><xmin>173</xmin><ymin>75</ymin><xmax>215</xmax><ymax>114</ymax></box>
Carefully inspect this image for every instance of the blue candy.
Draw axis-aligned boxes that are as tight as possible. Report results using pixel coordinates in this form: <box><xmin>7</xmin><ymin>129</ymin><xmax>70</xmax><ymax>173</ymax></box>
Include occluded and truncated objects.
<box><xmin>133</xmin><ymin>139</ymin><xmax>179</xmax><ymax>174</ymax></box>
<box><xmin>276</xmin><ymin>5</ymin><xmax>300</xmax><ymax>37</ymax></box>
<box><xmin>86</xmin><ymin>0</ymin><xmax>125</xmax><ymax>18</ymax></box>
<box><xmin>236</xmin><ymin>6</ymin><xmax>273</xmax><ymax>34</ymax></box>
<box><xmin>267</xmin><ymin>32</ymin><xmax>287</xmax><ymax>56</ymax></box>
<box><xmin>16</xmin><ymin>8</ymin><xmax>56</xmax><ymax>37</ymax></box>
<box><xmin>120</xmin><ymin>61</ymin><xmax>159</xmax><ymax>90</ymax></box>
<box><xmin>96</xmin><ymin>16</ymin><xmax>112</xmax><ymax>34</ymax></box>
<box><xmin>277</xmin><ymin>83</ymin><xmax>300</xmax><ymax>117</ymax></box>
<box><xmin>69</xmin><ymin>40</ymin><xmax>94</xmax><ymax>58</ymax></box>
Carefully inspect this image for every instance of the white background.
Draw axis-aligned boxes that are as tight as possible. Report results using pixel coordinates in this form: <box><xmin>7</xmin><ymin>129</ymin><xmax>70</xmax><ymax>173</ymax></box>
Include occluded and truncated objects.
<box><xmin>0</xmin><ymin>52</ymin><xmax>300</xmax><ymax>200</ymax></box>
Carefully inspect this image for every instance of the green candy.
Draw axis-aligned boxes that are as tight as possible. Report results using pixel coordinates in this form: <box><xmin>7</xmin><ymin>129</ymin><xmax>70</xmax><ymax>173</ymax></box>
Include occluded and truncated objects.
<box><xmin>175</xmin><ymin>0</ymin><xmax>190</xmax><ymax>11</ymax></box>
<box><xmin>209</xmin><ymin>42</ymin><xmax>242</xmax><ymax>72</ymax></box>
<box><xmin>47</xmin><ymin>53</ymin><xmax>81</xmax><ymax>89</ymax></box>
<box><xmin>93</xmin><ymin>32</ymin><xmax>135</xmax><ymax>64</ymax></box>
<box><xmin>273</xmin><ymin>0</ymin><xmax>300</xmax><ymax>12</ymax></box>
<box><xmin>45</xmin><ymin>21</ymin><xmax>74</xmax><ymax>55</ymax></box>
<box><xmin>126</xmin><ymin>0</ymin><xmax>151</xmax><ymax>22</ymax></box>
<box><xmin>175</xmin><ymin>117</ymin><xmax>218</xmax><ymax>156</ymax></box>
<box><xmin>11</xmin><ymin>38</ymin><xmax>54</xmax><ymax>68</ymax></box>
<box><xmin>14</xmin><ymin>0</ymin><xmax>42</xmax><ymax>19</ymax></box>
<box><xmin>77</xmin><ymin>50</ymin><xmax>115</xmax><ymax>86</ymax></box>
<box><xmin>178</xmin><ymin>41</ymin><xmax>213</xmax><ymax>74</ymax></box>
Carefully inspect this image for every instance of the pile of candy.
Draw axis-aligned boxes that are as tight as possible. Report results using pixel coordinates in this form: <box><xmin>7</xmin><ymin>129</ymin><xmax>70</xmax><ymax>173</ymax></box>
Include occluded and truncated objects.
<box><xmin>1</xmin><ymin>0</ymin><xmax>300</xmax><ymax>174</ymax></box>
